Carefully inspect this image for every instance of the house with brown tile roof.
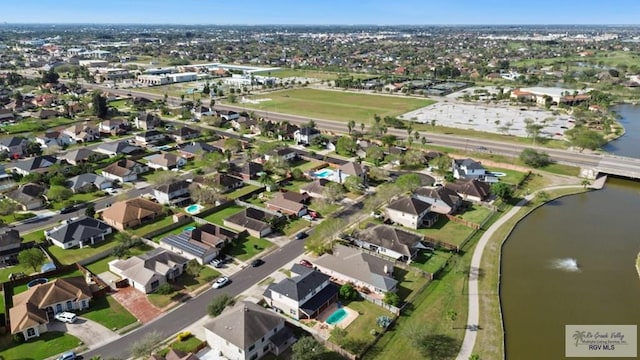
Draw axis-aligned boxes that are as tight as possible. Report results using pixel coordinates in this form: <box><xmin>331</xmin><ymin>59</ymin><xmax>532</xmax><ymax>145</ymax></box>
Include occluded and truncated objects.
<box><xmin>266</xmin><ymin>193</ymin><xmax>308</xmax><ymax>217</ymax></box>
<box><xmin>300</xmin><ymin>179</ymin><xmax>330</xmax><ymax>199</ymax></box>
<box><xmin>353</xmin><ymin>224</ymin><xmax>429</xmax><ymax>262</ymax></box>
<box><xmin>101</xmin><ymin>197</ymin><xmax>164</xmax><ymax>231</ymax></box>
<box><xmin>9</xmin><ymin>277</ymin><xmax>92</xmax><ymax>340</ymax></box>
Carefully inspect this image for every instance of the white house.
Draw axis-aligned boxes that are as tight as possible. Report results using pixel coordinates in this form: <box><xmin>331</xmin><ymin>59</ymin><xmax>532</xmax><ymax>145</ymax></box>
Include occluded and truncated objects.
<box><xmin>203</xmin><ymin>301</ymin><xmax>296</xmax><ymax>360</ymax></box>
<box><xmin>109</xmin><ymin>248</ymin><xmax>189</xmax><ymax>293</ymax></box>
<box><xmin>452</xmin><ymin>158</ymin><xmax>499</xmax><ymax>183</ymax></box>
<box><xmin>293</xmin><ymin>127</ymin><xmax>320</xmax><ymax>145</ymax></box>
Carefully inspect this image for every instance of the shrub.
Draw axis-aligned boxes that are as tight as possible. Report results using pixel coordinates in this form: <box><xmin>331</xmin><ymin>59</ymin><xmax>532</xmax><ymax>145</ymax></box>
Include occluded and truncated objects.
<box><xmin>339</xmin><ymin>283</ymin><xmax>359</xmax><ymax>301</ymax></box>
<box><xmin>384</xmin><ymin>292</ymin><xmax>400</xmax><ymax>307</ymax></box>
<box><xmin>208</xmin><ymin>293</ymin><xmax>235</xmax><ymax>317</ymax></box>
<box><xmin>155</xmin><ymin>283</ymin><xmax>174</xmax><ymax>295</ymax></box>
<box><xmin>177</xmin><ymin>331</ymin><xmax>192</xmax><ymax>342</ymax></box>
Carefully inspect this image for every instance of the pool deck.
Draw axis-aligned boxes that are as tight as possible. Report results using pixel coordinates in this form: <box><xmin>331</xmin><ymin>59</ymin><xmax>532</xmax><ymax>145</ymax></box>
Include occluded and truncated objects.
<box><xmin>316</xmin><ymin>303</ymin><xmax>358</xmax><ymax>329</ymax></box>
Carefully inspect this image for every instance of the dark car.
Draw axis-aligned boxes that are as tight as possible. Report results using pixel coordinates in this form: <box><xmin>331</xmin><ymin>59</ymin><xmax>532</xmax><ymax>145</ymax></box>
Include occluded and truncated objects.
<box><xmin>295</xmin><ymin>232</ymin><xmax>308</xmax><ymax>240</ymax></box>
<box><xmin>251</xmin><ymin>259</ymin><xmax>264</xmax><ymax>267</ymax></box>
<box><xmin>59</xmin><ymin>206</ymin><xmax>77</xmax><ymax>214</ymax></box>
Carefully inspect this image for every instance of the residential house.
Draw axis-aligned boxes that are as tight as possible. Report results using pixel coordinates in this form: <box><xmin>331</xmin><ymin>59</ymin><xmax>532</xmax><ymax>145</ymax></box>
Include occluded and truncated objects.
<box><xmin>224</xmin><ymin>207</ymin><xmax>281</xmax><ymax>238</ymax></box>
<box><xmin>145</xmin><ymin>152</ymin><xmax>187</xmax><ymax>171</ymax></box>
<box><xmin>192</xmin><ymin>106</ymin><xmax>215</xmax><ymax>119</ymax></box>
<box><xmin>101</xmin><ymin>159</ymin><xmax>149</xmax><ymax>183</ymax></box>
<box><xmin>452</xmin><ymin>158</ymin><xmax>498</xmax><ymax>183</ymax></box>
<box><xmin>134</xmin><ymin>112</ymin><xmax>161</xmax><ymax>130</ymax></box>
<box><xmin>9</xmin><ymin>277</ymin><xmax>92</xmax><ymax>340</ymax></box>
<box><xmin>230</xmin><ymin>161</ymin><xmax>264</xmax><ymax>181</ymax></box>
<box><xmin>203</xmin><ymin>301</ymin><xmax>296</xmax><ymax>360</ymax></box>
<box><xmin>62</xmin><ymin>123</ymin><xmax>99</xmax><ymax>143</ymax></box>
<box><xmin>65</xmin><ymin>173</ymin><xmax>112</xmax><ymax>193</ymax></box>
<box><xmin>0</xmin><ymin>136</ymin><xmax>27</xmax><ymax>158</ymax></box>
<box><xmin>266</xmin><ymin>193</ymin><xmax>308</xmax><ymax>217</ymax></box>
<box><xmin>10</xmin><ymin>155</ymin><xmax>59</xmax><ymax>176</ymax></box>
<box><xmin>264</xmin><ymin>264</ymin><xmax>338</xmax><ymax>320</ymax></box>
<box><xmin>264</xmin><ymin>147</ymin><xmax>297</xmax><ymax>162</ymax></box>
<box><xmin>230</xmin><ymin>116</ymin><xmax>258</xmax><ymax>132</ymax></box>
<box><xmin>6</xmin><ymin>183</ymin><xmax>46</xmax><ymax>210</ymax></box>
<box><xmin>216</xmin><ymin>109</ymin><xmax>239</xmax><ymax>122</ymax></box>
<box><xmin>135</xmin><ymin>130</ymin><xmax>166</xmax><ymax>146</ymax></box>
<box><xmin>35</xmin><ymin>131</ymin><xmax>74</xmax><ymax>149</ymax></box>
<box><xmin>101</xmin><ymin>197</ymin><xmax>164</xmax><ymax>231</ymax></box>
<box><xmin>293</xmin><ymin>127</ymin><xmax>320</xmax><ymax>145</ymax></box>
<box><xmin>153</xmin><ymin>180</ymin><xmax>191</xmax><ymax>205</ymax></box>
<box><xmin>277</xmin><ymin>122</ymin><xmax>299</xmax><ymax>141</ymax></box>
<box><xmin>0</xmin><ymin>108</ymin><xmax>15</xmax><ymax>123</ymax></box>
<box><xmin>98</xmin><ymin>119</ymin><xmax>128</xmax><ymax>135</ymax></box>
<box><xmin>178</xmin><ymin>141</ymin><xmax>219</xmax><ymax>159</ymax></box>
<box><xmin>0</xmin><ymin>229</ymin><xmax>25</xmax><ymax>266</ymax></box>
<box><xmin>300</xmin><ymin>179</ymin><xmax>330</xmax><ymax>199</ymax></box>
<box><xmin>32</xmin><ymin>94</ymin><xmax>55</xmax><ymax>107</ymax></box>
<box><xmin>170</xmin><ymin>127</ymin><xmax>200</xmax><ymax>143</ymax></box>
<box><xmin>160</xmin><ymin>223</ymin><xmax>237</xmax><ymax>265</ymax></box>
<box><xmin>59</xmin><ymin>148</ymin><xmax>105</xmax><ymax>166</ymax></box>
<box><xmin>445</xmin><ymin>179</ymin><xmax>492</xmax><ymax>202</ymax></box>
<box><xmin>336</xmin><ymin>161</ymin><xmax>366</xmax><ymax>184</ymax></box>
<box><xmin>45</xmin><ymin>216</ymin><xmax>112</xmax><ymax>250</ymax></box>
<box><xmin>36</xmin><ymin>109</ymin><xmax>58</xmax><ymax>119</ymax></box>
<box><xmin>109</xmin><ymin>248</ymin><xmax>188</xmax><ymax>293</ymax></box>
<box><xmin>314</xmin><ymin>244</ymin><xmax>398</xmax><ymax>295</ymax></box>
<box><xmin>209</xmin><ymin>173</ymin><xmax>244</xmax><ymax>193</ymax></box>
<box><xmin>413</xmin><ymin>186</ymin><xmax>463</xmax><ymax>215</ymax></box>
<box><xmin>94</xmin><ymin>141</ymin><xmax>143</xmax><ymax>157</ymax></box>
<box><xmin>353</xmin><ymin>224</ymin><xmax>429</xmax><ymax>262</ymax></box>
<box><xmin>386</xmin><ymin>196</ymin><xmax>437</xmax><ymax>229</ymax></box>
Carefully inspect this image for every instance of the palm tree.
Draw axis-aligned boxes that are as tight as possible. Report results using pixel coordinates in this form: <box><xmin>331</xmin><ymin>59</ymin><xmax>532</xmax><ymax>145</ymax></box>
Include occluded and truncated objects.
<box><xmin>347</xmin><ymin>120</ymin><xmax>356</xmax><ymax>134</ymax></box>
<box><xmin>360</xmin><ymin>122</ymin><xmax>365</xmax><ymax>133</ymax></box>
<box><xmin>581</xmin><ymin>179</ymin><xmax>591</xmax><ymax>189</ymax></box>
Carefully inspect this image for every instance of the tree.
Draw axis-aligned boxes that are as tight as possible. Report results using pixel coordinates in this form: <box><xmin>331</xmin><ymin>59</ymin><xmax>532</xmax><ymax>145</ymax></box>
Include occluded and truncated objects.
<box><xmin>0</xmin><ymin>199</ymin><xmax>19</xmax><ymax>218</ymax></box>
<box><xmin>265</xmin><ymin>155</ymin><xmax>288</xmax><ymax>176</ymax></box>
<box><xmin>46</xmin><ymin>186</ymin><xmax>73</xmax><ymax>203</ymax></box>
<box><xmin>18</xmin><ymin>248</ymin><xmax>46</xmax><ymax>272</ymax></box>
<box><xmin>344</xmin><ymin>175</ymin><xmax>365</xmax><ymax>195</ymax></box>
<box><xmin>85</xmin><ymin>204</ymin><xmax>96</xmax><ymax>218</ymax></box>
<box><xmin>49</xmin><ymin>173</ymin><xmax>67</xmax><ymax>186</ymax></box>
<box><xmin>408</xmin><ymin>326</ymin><xmax>460</xmax><ymax>360</ymax></box>
<box><xmin>91</xmin><ymin>92</ymin><xmax>108</xmax><ymax>119</ymax></box>
<box><xmin>185</xmin><ymin>259</ymin><xmax>202</xmax><ymax>277</ymax></box>
<box><xmin>131</xmin><ymin>330</ymin><xmax>163</xmax><ymax>359</ymax></box>
<box><xmin>384</xmin><ymin>291</ymin><xmax>400</xmax><ymax>306</ymax></box>
<box><xmin>381</xmin><ymin>134</ymin><xmax>397</xmax><ymax>150</ymax></box>
<box><xmin>491</xmin><ymin>182</ymin><xmax>513</xmax><ymax>200</ymax></box>
<box><xmin>189</xmin><ymin>183</ymin><xmax>224</xmax><ymax>206</ymax></box>
<box><xmin>360</xmin><ymin>122</ymin><xmax>366</xmax><ymax>132</ymax></box>
<box><xmin>335</xmin><ymin>136</ymin><xmax>357</xmax><ymax>156</ymax></box>
<box><xmin>291</xmin><ymin>168</ymin><xmax>304</xmax><ymax>181</ymax></box>
<box><xmin>347</xmin><ymin>120</ymin><xmax>356</xmax><ymax>134</ymax></box>
<box><xmin>147</xmin><ymin>170</ymin><xmax>179</xmax><ymax>186</ymax></box>
<box><xmin>208</xmin><ymin>293</ymin><xmax>235</xmax><ymax>317</ymax></box>
<box><xmin>322</xmin><ymin>182</ymin><xmax>345</xmax><ymax>204</ymax></box>
<box><xmin>395</xmin><ymin>173</ymin><xmax>422</xmax><ymax>193</ymax></box>
<box><xmin>339</xmin><ymin>283</ymin><xmax>359</xmax><ymax>300</ymax></box>
<box><xmin>25</xmin><ymin>141</ymin><xmax>43</xmax><ymax>156</ymax></box>
<box><xmin>366</xmin><ymin>146</ymin><xmax>385</xmax><ymax>166</ymax></box>
<box><xmin>432</xmin><ymin>155</ymin><xmax>452</xmax><ymax>177</ymax></box>
<box><xmin>524</xmin><ymin>119</ymin><xmax>544</xmax><ymax>144</ymax></box>
<box><xmin>291</xmin><ymin>336</ymin><xmax>325</xmax><ymax>360</ymax></box>
<box><xmin>581</xmin><ymin>179</ymin><xmax>591</xmax><ymax>189</ymax></box>
<box><xmin>41</xmin><ymin>69</ymin><xmax>59</xmax><ymax>84</ymax></box>
<box><xmin>564</xmin><ymin>127</ymin><xmax>606</xmax><ymax>151</ymax></box>
<box><xmin>404</xmin><ymin>150</ymin><xmax>427</xmax><ymax>168</ymax></box>
<box><xmin>519</xmin><ymin>148</ymin><xmax>551</xmax><ymax>168</ymax></box>
<box><xmin>224</xmin><ymin>138</ymin><xmax>242</xmax><ymax>153</ymax></box>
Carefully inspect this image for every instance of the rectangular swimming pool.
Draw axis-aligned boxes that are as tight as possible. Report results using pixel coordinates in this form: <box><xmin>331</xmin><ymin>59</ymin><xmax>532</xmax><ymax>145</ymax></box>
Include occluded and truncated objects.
<box><xmin>326</xmin><ymin>308</ymin><xmax>347</xmax><ymax>325</ymax></box>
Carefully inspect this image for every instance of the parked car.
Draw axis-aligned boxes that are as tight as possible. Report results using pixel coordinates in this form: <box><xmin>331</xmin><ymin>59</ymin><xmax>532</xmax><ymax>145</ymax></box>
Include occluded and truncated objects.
<box><xmin>299</xmin><ymin>259</ymin><xmax>313</xmax><ymax>268</ymax></box>
<box><xmin>54</xmin><ymin>312</ymin><xmax>77</xmax><ymax>323</ymax></box>
<box><xmin>295</xmin><ymin>232</ymin><xmax>308</xmax><ymax>240</ymax></box>
<box><xmin>251</xmin><ymin>258</ymin><xmax>264</xmax><ymax>267</ymax></box>
<box><xmin>212</xmin><ymin>276</ymin><xmax>230</xmax><ymax>289</ymax></box>
<box><xmin>59</xmin><ymin>206</ymin><xmax>77</xmax><ymax>214</ymax></box>
<box><xmin>104</xmin><ymin>187</ymin><xmax>118</xmax><ymax>195</ymax></box>
<box><xmin>56</xmin><ymin>351</ymin><xmax>76</xmax><ymax>360</ymax></box>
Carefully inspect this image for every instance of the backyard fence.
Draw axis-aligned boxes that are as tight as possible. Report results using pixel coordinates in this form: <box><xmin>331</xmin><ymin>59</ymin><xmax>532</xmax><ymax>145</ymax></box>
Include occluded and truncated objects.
<box><xmin>141</xmin><ymin>215</ymin><xmax>194</xmax><ymax>240</ymax></box>
<box><xmin>359</xmin><ymin>292</ymin><xmax>401</xmax><ymax>315</ymax></box>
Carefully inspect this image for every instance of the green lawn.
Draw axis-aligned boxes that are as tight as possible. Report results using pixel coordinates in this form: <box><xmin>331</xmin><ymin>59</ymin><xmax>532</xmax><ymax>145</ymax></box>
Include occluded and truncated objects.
<box><xmin>0</xmin><ymin>262</ymin><xmax>34</xmax><ymax>283</ymax></box>
<box><xmin>458</xmin><ymin>205</ymin><xmax>493</xmax><ymax>226</ymax></box>
<box><xmin>84</xmin><ymin>243</ymin><xmax>154</xmax><ymax>274</ymax></box>
<box><xmin>227</xmin><ymin>234</ymin><xmax>273</xmax><ymax>261</ymax></box>
<box><xmin>414</xmin><ymin>217</ymin><xmax>475</xmax><ymax>247</ymax></box>
<box><xmin>129</xmin><ymin>216</ymin><xmax>176</xmax><ymax>237</ymax></box>
<box><xmin>48</xmin><ymin>238</ymin><xmax>121</xmax><ymax>265</ymax></box>
<box><xmin>0</xmin><ymin>212</ymin><xmax>35</xmax><ymax>225</ymax></box>
<box><xmin>157</xmin><ymin>335</ymin><xmax>205</xmax><ymax>356</ymax></box>
<box><xmin>50</xmin><ymin>191</ymin><xmax>103</xmax><ymax>210</ymax></box>
<box><xmin>253</xmin><ymin>68</ymin><xmax>375</xmax><ymax>80</ymax></box>
<box><xmin>148</xmin><ymin>267</ymin><xmax>220</xmax><ymax>308</ymax></box>
<box><xmin>151</xmin><ymin>221</ymin><xmax>196</xmax><ymax>243</ymax></box>
<box><xmin>240</xmin><ymin>88</ymin><xmax>435</xmax><ymax>123</ymax></box>
<box><xmin>282</xmin><ymin>180</ymin><xmax>312</xmax><ymax>193</ymax></box>
<box><xmin>394</xmin><ymin>267</ymin><xmax>430</xmax><ymax>302</ymax></box>
<box><xmin>82</xmin><ymin>295</ymin><xmax>137</xmax><ymax>330</ymax></box>
<box><xmin>12</xmin><ymin>269</ymin><xmax>85</xmax><ymax>295</ymax></box>
<box><xmin>282</xmin><ymin>218</ymin><xmax>311</xmax><ymax>236</ymax></box>
<box><xmin>309</xmin><ymin>199</ymin><xmax>341</xmax><ymax>217</ymax></box>
<box><xmin>410</xmin><ymin>250</ymin><xmax>454</xmax><ymax>275</ymax></box>
<box><xmin>1</xmin><ymin>117</ymin><xmax>76</xmax><ymax>134</ymax></box>
<box><xmin>331</xmin><ymin>299</ymin><xmax>393</xmax><ymax>355</ymax></box>
<box><xmin>292</xmin><ymin>159</ymin><xmax>325</xmax><ymax>172</ymax></box>
<box><xmin>201</xmin><ymin>205</ymin><xmax>245</xmax><ymax>227</ymax></box>
<box><xmin>20</xmin><ymin>230</ymin><xmax>45</xmax><ymax>243</ymax></box>
<box><xmin>486</xmin><ymin>167</ymin><xmax>526</xmax><ymax>185</ymax></box>
<box><xmin>226</xmin><ymin>185</ymin><xmax>261</xmax><ymax>199</ymax></box>
<box><xmin>0</xmin><ymin>331</ymin><xmax>81</xmax><ymax>359</ymax></box>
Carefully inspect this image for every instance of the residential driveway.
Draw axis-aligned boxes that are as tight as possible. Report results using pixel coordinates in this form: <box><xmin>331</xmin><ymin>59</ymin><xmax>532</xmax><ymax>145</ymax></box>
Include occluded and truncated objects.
<box><xmin>48</xmin><ymin>317</ymin><xmax>119</xmax><ymax>348</ymax></box>
<box><xmin>111</xmin><ymin>286</ymin><xmax>162</xmax><ymax>323</ymax></box>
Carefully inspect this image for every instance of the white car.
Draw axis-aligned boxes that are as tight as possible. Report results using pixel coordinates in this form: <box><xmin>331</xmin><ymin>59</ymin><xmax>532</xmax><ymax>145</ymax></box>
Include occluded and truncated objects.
<box><xmin>212</xmin><ymin>276</ymin><xmax>230</xmax><ymax>289</ymax></box>
<box><xmin>54</xmin><ymin>312</ymin><xmax>77</xmax><ymax>323</ymax></box>
<box><xmin>104</xmin><ymin>187</ymin><xmax>118</xmax><ymax>195</ymax></box>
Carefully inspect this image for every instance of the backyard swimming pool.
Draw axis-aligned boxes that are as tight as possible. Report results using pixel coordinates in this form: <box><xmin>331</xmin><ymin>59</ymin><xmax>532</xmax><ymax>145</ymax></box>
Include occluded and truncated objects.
<box><xmin>326</xmin><ymin>308</ymin><xmax>348</xmax><ymax>326</ymax></box>
<box><xmin>185</xmin><ymin>204</ymin><xmax>204</xmax><ymax>215</ymax></box>
<box><xmin>314</xmin><ymin>169</ymin><xmax>335</xmax><ymax>179</ymax></box>
<box><xmin>27</xmin><ymin>278</ymin><xmax>48</xmax><ymax>288</ymax></box>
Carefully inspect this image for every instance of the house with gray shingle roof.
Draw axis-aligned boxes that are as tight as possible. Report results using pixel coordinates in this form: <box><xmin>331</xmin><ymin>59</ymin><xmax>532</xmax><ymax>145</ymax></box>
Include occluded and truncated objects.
<box><xmin>263</xmin><ymin>264</ymin><xmax>338</xmax><ymax>320</ymax></box>
<box><xmin>9</xmin><ymin>155</ymin><xmax>59</xmax><ymax>176</ymax></box>
<box><xmin>224</xmin><ymin>207</ymin><xmax>281</xmax><ymax>238</ymax></box>
<box><xmin>95</xmin><ymin>141</ymin><xmax>143</xmax><ymax>157</ymax></box>
<box><xmin>59</xmin><ymin>148</ymin><xmax>106</xmax><ymax>166</ymax></box>
<box><xmin>452</xmin><ymin>158</ymin><xmax>498</xmax><ymax>183</ymax></box>
<box><xmin>109</xmin><ymin>248</ymin><xmax>188</xmax><ymax>293</ymax></box>
<box><xmin>353</xmin><ymin>224</ymin><xmax>430</xmax><ymax>262</ymax></box>
<box><xmin>314</xmin><ymin>244</ymin><xmax>397</xmax><ymax>294</ymax></box>
<box><xmin>445</xmin><ymin>179</ymin><xmax>491</xmax><ymax>202</ymax></box>
<box><xmin>178</xmin><ymin>141</ymin><xmax>219</xmax><ymax>159</ymax></box>
<box><xmin>203</xmin><ymin>301</ymin><xmax>296</xmax><ymax>360</ymax></box>
<box><xmin>413</xmin><ymin>186</ymin><xmax>463</xmax><ymax>215</ymax></box>
<box><xmin>65</xmin><ymin>173</ymin><xmax>113</xmax><ymax>193</ymax></box>
<box><xmin>159</xmin><ymin>223</ymin><xmax>237</xmax><ymax>265</ymax></box>
<box><xmin>6</xmin><ymin>183</ymin><xmax>46</xmax><ymax>210</ymax></box>
<box><xmin>386</xmin><ymin>196</ymin><xmax>437</xmax><ymax>229</ymax></box>
<box><xmin>45</xmin><ymin>216</ymin><xmax>112</xmax><ymax>250</ymax></box>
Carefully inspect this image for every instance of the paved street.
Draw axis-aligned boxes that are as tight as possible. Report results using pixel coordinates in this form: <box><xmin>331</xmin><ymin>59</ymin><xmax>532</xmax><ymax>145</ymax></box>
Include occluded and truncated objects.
<box><xmin>82</xmin><ymin>236</ymin><xmax>306</xmax><ymax>359</ymax></box>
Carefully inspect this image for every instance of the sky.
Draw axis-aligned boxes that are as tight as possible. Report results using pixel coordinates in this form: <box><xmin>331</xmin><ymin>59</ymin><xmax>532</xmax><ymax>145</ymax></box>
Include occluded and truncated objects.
<box><xmin>0</xmin><ymin>0</ymin><xmax>639</xmax><ymax>25</ymax></box>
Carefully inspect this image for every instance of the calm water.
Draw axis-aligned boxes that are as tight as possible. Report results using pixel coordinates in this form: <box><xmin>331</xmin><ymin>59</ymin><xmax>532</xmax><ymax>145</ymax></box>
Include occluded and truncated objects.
<box><xmin>603</xmin><ymin>104</ymin><xmax>640</xmax><ymax>158</ymax></box>
<box><xmin>501</xmin><ymin>179</ymin><xmax>640</xmax><ymax>359</ymax></box>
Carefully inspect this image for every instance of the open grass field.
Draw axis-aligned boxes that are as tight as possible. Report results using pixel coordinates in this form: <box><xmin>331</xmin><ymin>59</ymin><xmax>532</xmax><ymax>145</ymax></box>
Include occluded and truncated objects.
<box><xmin>227</xmin><ymin>234</ymin><xmax>273</xmax><ymax>261</ymax></box>
<box><xmin>0</xmin><ymin>331</ymin><xmax>80</xmax><ymax>359</ymax></box>
<box><xmin>414</xmin><ymin>217</ymin><xmax>476</xmax><ymax>247</ymax></box>
<box><xmin>512</xmin><ymin>50</ymin><xmax>640</xmax><ymax>69</ymax></box>
<box><xmin>411</xmin><ymin>249</ymin><xmax>454</xmax><ymax>275</ymax></box>
<box><xmin>241</xmin><ymin>88</ymin><xmax>435</xmax><ymax>123</ymax></box>
<box><xmin>201</xmin><ymin>205</ymin><xmax>245</xmax><ymax>227</ymax></box>
<box><xmin>151</xmin><ymin>221</ymin><xmax>196</xmax><ymax>243</ymax></box>
<box><xmin>225</xmin><ymin>185</ymin><xmax>261</xmax><ymax>199</ymax></box>
<box><xmin>1</xmin><ymin>116</ymin><xmax>77</xmax><ymax>134</ymax></box>
<box><xmin>253</xmin><ymin>68</ymin><xmax>376</xmax><ymax>80</ymax></box>
<box><xmin>458</xmin><ymin>204</ymin><xmax>494</xmax><ymax>225</ymax></box>
<box><xmin>82</xmin><ymin>295</ymin><xmax>137</xmax><ymax>330</ymax></box>
<box><xmin>331</xmin><ymin>299</ymin><xmax>394</xmax><ymax>355</ymax></box>
<box><xmin>48</xmin><ymin>238</ymin><xmax>121</xmax><ymax>265</ymax></box>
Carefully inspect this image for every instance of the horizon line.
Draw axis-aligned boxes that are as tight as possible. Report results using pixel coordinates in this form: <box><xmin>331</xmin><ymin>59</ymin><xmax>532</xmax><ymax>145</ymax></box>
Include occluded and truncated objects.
<box><xmin>0</xmin><ymin>22</ymin><xmax>639</xmax><ymax>27</ymax></box>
